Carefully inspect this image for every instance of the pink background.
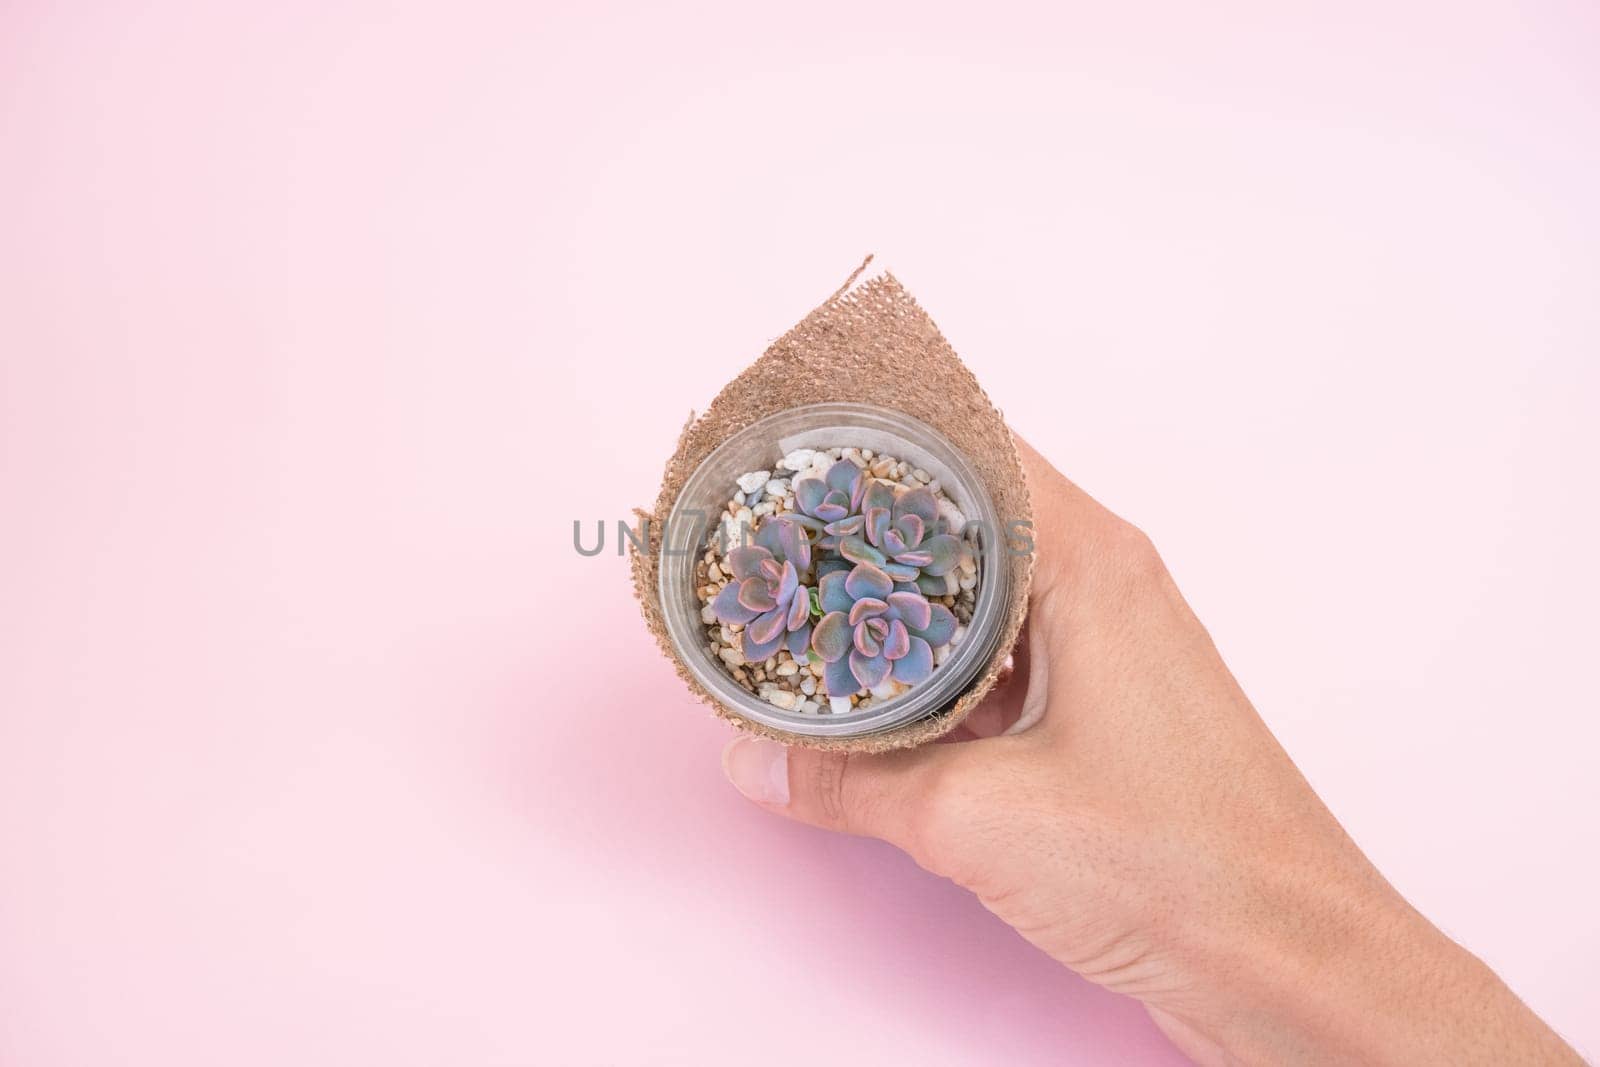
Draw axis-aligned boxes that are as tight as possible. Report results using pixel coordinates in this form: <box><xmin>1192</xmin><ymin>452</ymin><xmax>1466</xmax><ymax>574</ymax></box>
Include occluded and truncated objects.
<box><xmin>2</xmin><ymin>2</ymin><xmax>1596</xmax><ymax>1064</ymax></box>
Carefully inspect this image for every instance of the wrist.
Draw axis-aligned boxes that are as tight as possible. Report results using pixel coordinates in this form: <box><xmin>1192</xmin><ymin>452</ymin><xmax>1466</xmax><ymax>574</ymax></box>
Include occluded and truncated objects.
<box><xmin>1161</xmin><ymin>856</ymin><xmax>1578</xmax><ymax>1065</ymax></box>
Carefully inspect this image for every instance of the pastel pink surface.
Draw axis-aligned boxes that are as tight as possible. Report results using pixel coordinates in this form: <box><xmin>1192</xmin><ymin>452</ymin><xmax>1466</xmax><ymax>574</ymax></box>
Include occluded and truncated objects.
<box><xmin>1</xmin><ymin>2</ymin><xmax>1596</xmax><ymax>1065</ymax></box>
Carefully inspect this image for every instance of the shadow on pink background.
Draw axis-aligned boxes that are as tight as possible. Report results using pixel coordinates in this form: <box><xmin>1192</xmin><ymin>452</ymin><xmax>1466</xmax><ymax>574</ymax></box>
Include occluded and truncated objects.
<box><xmin>2</xmin><ymin>1</ymin><xmax>1596</xmax><ymax>1064</ymax></box>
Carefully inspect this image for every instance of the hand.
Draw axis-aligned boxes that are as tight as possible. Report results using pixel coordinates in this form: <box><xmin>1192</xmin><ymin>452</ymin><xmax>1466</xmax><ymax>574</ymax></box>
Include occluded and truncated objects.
<box><xmin>721</xmin><ymin>438</ymin><xmax>1581</xmax><ymax>1066</ymax></box>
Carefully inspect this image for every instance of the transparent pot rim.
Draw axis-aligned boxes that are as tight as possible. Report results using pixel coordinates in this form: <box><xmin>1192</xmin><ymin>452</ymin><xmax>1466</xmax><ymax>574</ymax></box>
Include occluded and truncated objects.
<box><xmin>656</xmin><ymin>402</ymin><xmax>1010</xmax><ymax>738</ymax></box>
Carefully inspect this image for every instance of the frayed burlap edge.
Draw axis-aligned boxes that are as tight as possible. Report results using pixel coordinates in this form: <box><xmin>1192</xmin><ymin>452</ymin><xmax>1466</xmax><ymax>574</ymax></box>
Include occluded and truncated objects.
<box><xmin>629</xmin><ymin>261</ymin><xmax>1034</xmax><ymax>752</ymax></box>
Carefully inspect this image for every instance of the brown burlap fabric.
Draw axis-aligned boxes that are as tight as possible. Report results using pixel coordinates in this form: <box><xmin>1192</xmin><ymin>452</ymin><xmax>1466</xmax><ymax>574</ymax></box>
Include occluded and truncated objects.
<box><xmin>630</xmin><ymin>261</ymin><xmax>1034</xmax><ymax>751</ymax></box>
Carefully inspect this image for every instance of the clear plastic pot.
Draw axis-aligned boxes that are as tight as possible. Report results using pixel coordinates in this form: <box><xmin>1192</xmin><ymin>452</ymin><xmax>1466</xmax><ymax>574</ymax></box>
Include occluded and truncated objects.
<box><xmin>657</xmin><ymin>402</ymin><xmax>1009</xmax><ymax>739</ymax></box>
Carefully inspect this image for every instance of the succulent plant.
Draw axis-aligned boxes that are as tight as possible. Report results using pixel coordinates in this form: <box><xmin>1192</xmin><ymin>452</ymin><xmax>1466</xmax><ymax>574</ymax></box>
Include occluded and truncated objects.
<box><xmin>711</xmin><ymin>543</ymin><xmax>815</xmax><ymax>662</ymax></box>
<box><xmin>793</xmin><ymin>459</ymin><xmax>867</xmax><ymax>526</ymax></box>
<box><xmin>840</xmin><ymin>484</ymin><xmax>965</xmax><ymax>589</ymax></box>
<box><xmin>794</xmin><ymin>461</ymin><xmax>967</xmax><ymax>585</ymax></box>
<box><xmin>810</xmin><ymin>561</ymin><xmax>958</xmax><ymax>696</ymax></box>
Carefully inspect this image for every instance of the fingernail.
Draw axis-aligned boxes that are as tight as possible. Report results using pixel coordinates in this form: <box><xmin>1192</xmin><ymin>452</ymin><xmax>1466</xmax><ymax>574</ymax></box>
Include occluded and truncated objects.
<box><xmin>722</xmin><ymin>737</ymin><xmax>790</xmax><ymax>806</ymax></box>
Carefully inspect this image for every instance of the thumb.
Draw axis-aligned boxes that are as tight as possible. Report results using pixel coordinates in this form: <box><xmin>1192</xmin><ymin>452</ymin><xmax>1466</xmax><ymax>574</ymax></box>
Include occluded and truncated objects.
<box><xmin>721</xmin><ymin>736</ymin><xmax>960</xmax><ymax>854</ymax></box>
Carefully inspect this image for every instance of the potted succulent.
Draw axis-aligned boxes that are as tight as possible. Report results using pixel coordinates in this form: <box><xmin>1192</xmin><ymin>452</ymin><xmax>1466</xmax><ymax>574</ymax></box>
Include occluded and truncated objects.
<box><xmin>633</xmin><ymin>268</ymin><xmax>1032</xmax><ymax>750</ymax></box>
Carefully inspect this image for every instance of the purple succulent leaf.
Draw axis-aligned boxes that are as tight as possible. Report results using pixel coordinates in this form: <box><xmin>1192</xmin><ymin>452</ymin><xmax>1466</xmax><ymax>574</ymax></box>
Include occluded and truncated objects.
<box><xmin>814</xmin><ymin>500</ymin><xmax>849</xmax><ymax>523</ymax></box>
<box><xmin>776</xmin><ymin>518</ymin><xmax>811</xmax><ymax>570</ymax></box>
<box><xmin>758</xmin><ymin>558</ymin><xmax>782</xmax><ymax>582</ymax></box>
<box><xmin>909</xmin><ymin>603</ymin><xmax>957</xmax><ymax>647</ymax></box>
<box><xmin>818</xmin><ymin>571</ymin><xmax>853</xmax><ymax>613</ymax></box>
<box><xmin>786</xmin><ymin>585</ymin><xmax>811</xmax><ymax>631</ymax></box>
<box><xmin>894</xmin><ymin>513</ymin><xmax>925</xmax><ymax>547</ymax></box>
<box><xmin>786</xmin><ymin>623</ymin><xmax>812</xmax><ymax>658</ymax></box>
<box><xmin>816</xmin><ymin>558</ymin><xmax>853</xmax><ymax>579</ymax></box>
<box><xmin>812</xmin><ymin>611</ymin><xmax>853</xmax><ymax>662</ymax></box>
<box><xmin>881</xmin><ymin>529</ymin><xmax>909</xmax><ymax>556</ymax></box>
<box><xmin>776</xmin><ymin>560</ymin><xmax>799</xmax><ymax>603</ymax></box>
<box><xmin>862</xmin><ymin>481</ymin><xmax>895</xmax><ymax>513</ymax></box>
<box><xmin>893</xmin><ymin>486</ymin><xmax>939</xmax><ymax>526</ymax></box>
<box><xmin>712</xmin><ymin>582</ymin><xmax>761</xmax><ymax>625</ymax></box>
<box><xmin>882</xmin><ymin>619</ymin><xmax>910</xmax><ymax>660</ymax></box>
<box><xmin>823</xmin><ymin>515</ymin><xmax>864</xmax><ymax>538</ymax></box>
<box><xmin>891</xmin><ymin>637</ymin><xmax>934</xmax><ymax>684</ymax></box>
<box><xmin>893</xmin><ymin>549</ymin><xmax>934</xmax><ymax>567</ymax></box>
<box><xmin>741</xmin><ymin>624</ymin><xmax>785</xmax><ymax>663</ymax></box>
<box><xmin>847</xmin><ymin>597</ymin><xmax>888</xmax><ymax>625</ymax></box>
<box><xmin>886</xmin><ymin>590</ymin><xmax>932</xmax><ymax>631</ymax></box>
<box><xmin>823</xmin><ymin>653</ymin><xmax>861</xmax><ymax>697</ymax></box>
<box><xmin>915</xmin><ymin>572</ymin><xmax>949</xmax><ymax>597</ymax></box>
<box><xmin>843</xmin><ymin>562</ymin><xmax>894</xmax><ymax>601</ymax></box>
<box><xmin>726</xmin><ymin>545</ymin><xmax>773</xmax><ymax>581</ymax></box>
<box><xmin>853</xmin><ymin>624</ymin><xmax>880</xmax><ymax>658</ymax></box>
<box><xmin>753</xmin><ymin>521</ymin><xmax>784</xmax><ymax>556</ymax></box>
<box><xmin>823</xmin><ymin>459</ymin><xmax>860</xmax><ymax>496</ymax></box>
<box><xmin>881</xmin><ymin>561</ymin><xmax>920</xmax><ymax>582</ymax></box>
<box><xmin>918</xmin><ymin>533</ymin><xmax>963</xmax><ymax>577</ymax></box>
<box><xmin>737</xmin><ymin>576</ymin><xmax>777</xmax><ymax>613</ymax></box>
<box><xmin>863</xmin><ymin>506</ymin><xmax>891</xmax><ymax>547</ymax></box>
<box><xmin>838</xmin><ymin>536</ymin><xmax>886</xmax><ymax>567</ymax></box>
<box><xmin>849</xmin><ymin>649</ymin><xmax>892</xmax><ymax>689</ymax></box>
<box><xmin>748</xmin><ymin>605</ymin><xmax>787</xmax><ymax>646</ymax></box>
<box><xmin>794</xmin><ymin>477</ymin><xmax>828</xmax><ymax>516</ymax></box>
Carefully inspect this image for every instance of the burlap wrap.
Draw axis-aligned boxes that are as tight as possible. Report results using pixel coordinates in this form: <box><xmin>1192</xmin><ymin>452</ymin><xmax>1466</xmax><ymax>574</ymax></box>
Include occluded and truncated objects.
<box><xmin>630</xmin><ymin>261</ymin><xmax>1034</xmax><ymax>752</ymax></box>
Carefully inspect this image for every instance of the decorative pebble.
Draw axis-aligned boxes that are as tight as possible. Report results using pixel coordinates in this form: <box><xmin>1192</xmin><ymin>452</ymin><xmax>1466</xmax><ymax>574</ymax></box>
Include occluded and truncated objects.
<box><xmin>829</xmin><ymin>696</ymin><xmax>853</xmax><ymax>715</ymax></box>
<box><xmin>720</xmin><ymin>647</ymin><xmax>745</xmax><ymax>668</ymax></box>
<box><xmin>765</xmin><ymin>478</ymin><xmax>790</xmax><ymax>496</ymax></box>
<box><xmin>776</xmin><ymin>661</ymin><xmax>799</xmax><ymax>677</ymax></box>
<box><xmin>700</xmin><ymin>604</ymin><xmax>718</xmax><ymax>625</ymax></box>
<box><xmin>780</xmin><ymin>448</ymin><xmax>817</xmax><ymax>471</ymax></box>
<box><xmin>800</xmin><ymin>676</ymin><xmax>816</xmax><ymax>695</ymax></box>
<box><xmin>912</xmin><ymin>468</ymin><xmax>930</xmax><ymax>482</ymax></box>
<box><xmin>737</xmin><ymin>470</ymin><xmax>771</xmax><ymax>494</ymax></box>
<box><xmin>767</xmin><ymin>690</ymin><xmax>797</xmax><ymax>710</ymax></box>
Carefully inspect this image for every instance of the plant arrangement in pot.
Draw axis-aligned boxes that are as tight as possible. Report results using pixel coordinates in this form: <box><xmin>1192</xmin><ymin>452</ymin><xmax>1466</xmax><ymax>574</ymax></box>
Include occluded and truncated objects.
<box><xmin>696</xmin><ymin>447</ymin><xmax>980</xmax><ymax>716</ymax></box>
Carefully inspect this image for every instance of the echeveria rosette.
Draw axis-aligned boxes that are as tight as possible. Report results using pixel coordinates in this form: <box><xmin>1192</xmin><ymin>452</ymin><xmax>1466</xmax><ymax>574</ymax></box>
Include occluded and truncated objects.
<box><xmin>792</xmin><ymin>459</ymin><xmax>869</xmax><ymax>548</ymax></box>
<box><xmin>833</xmin><ymin>484</ymin><xmax>964</xmax><ymax>588</ymax></box>
<box><xmin>810</xmin><ymin>561</ymin><xmax>959</xmax><ymax>696</ymax></box>
<box><xmin>711</xmin><ymin>544</ymin><xmax>815</xmax><ymax>661</ymax></box>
